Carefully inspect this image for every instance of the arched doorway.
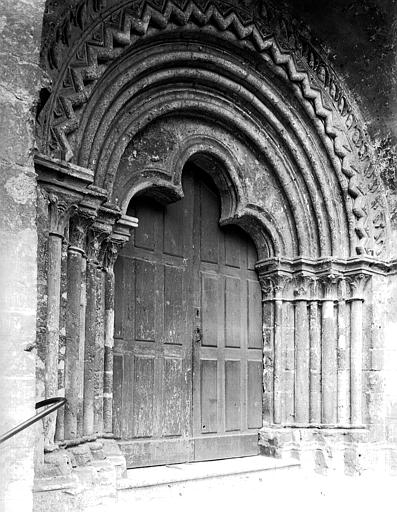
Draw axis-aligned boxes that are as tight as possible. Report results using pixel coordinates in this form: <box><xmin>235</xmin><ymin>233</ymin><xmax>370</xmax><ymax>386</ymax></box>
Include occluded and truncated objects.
<box><xmin>113</xmin><ymin>162</ymin><xmax>263</xmax><ymax>468</ymax></box>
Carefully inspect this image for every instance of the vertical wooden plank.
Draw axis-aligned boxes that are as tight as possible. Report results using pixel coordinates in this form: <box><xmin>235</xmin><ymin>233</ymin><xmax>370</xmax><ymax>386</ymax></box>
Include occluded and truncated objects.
<box><xmin>200</xmin><ymin>183</ymin><xmax>219</xmax><ymax>264</ymax></box>
<box><xmin>247</xmin><ymin>361</ymin><xmax>263</xmax><ymax>428</ymax></box>
<box><xmin>113</xmin><ymin>257</ymin><xmax>123</xmax><ymax>340</ymax></box>
<box><xmin>134</xmin><ymin>202</ymin><xmax>156</xmax><ymax>251</ymax></box>
<box><xmin>123</xmin><ymin>258</ymin><xmax>135</xmax><ymax>342</ymax></box>
<box><xmin>247</xmin><ymin>240</ymin><xmax>257</xmax><ymax>270</ymax></box>
<box><xmin>224</xmin><ymin>230</ymin><xmax>241</xmax><ymax>268</ymax></box>
<box><xmin>164</xmin><ymin>199</ymin><xmax>185</xmax><ymax>257</ymax></box>
<box><xmin>225</xmin><ymin>360</ymin><xmax>241</xmax><ymax>431</ymax></box>
<box><xmin>163</xmin><ymin>358</ymin><xmax>183</xmax><ymax>436</ymax></box>
<box><xmin>164</xmin><ymin>266</ymin><xmax>184</xmax><ymax>345</ymax></box>
<box><xmin>135</xmin><ymin>260</ymin><xmax>155</xmax><ymax>342</ymax></box>
<box><xmin>248</xmin><ymin>280</ymin><xmax>262</xmax><ymax>349</ymax></box>
<box><xmin>225</xmin><ymin>276</ymin><xmax>241</xmax><ymax>348</ymax></box>
<box><xmin>112</xmin><ymin>354</ymin><xmax>123</xmax><ymax>437</ymax></box>
<box><xmin>200</xmin><ymin>360</ymin><xmax>217</xmax><ymax>433</ymax></box>
<box><xmin>133</xmin><ymin>356</ymin><xmax>155</xmax><ymax>438</ymax></box>
<box><xmin>121</xmin><ymin>353</ymin><xmax>134</xmax><ymax>439</ymax></box>
<box><xmin>201</xmin><ymin>273</ymin><xmax>218</xmax><ymax>347</ymax></box>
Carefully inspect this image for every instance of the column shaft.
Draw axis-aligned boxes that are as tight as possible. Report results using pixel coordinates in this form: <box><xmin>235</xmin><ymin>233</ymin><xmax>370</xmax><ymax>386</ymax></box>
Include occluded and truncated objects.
<box><xmin>83</xmin><ymin>260</ymin><xmax>97</xmax><ymax>435</ymax></box>
<box><xmin>103</xmin><ymin>268</ymin><xmax>115</xmax><ymax>432</ymax></box>
<box><xmin>321</xmin><ymin>299</ymin><xmax>337</xmax><ymax>424</ymax></box>
<box><xmin>78</xmin><ymin>256</ymin><xmax>87</xmax><ymax>437</ymax></box>
<box><xmin>45</xmin><ymin>234</ymin><xmax>63</xmax><ymax>444</ymax></box>
<box><xmin>309</xmin><ymin>300</ymin><xmax>321</xmax><ymax>423</ymax></box>
<box><xmin>273</xmin><ymin>299</ymin><xmax>283</xmax><ymax>424</ymax></box>
<box><xmin>94</xmin><ymin>267</ymin><xmax>105</xmax><ymax>433</ymax></box>
<box><xmin>295</xmin><ymin>299</ymin><xmax>309</xmax><ymax>423</ymax></box>
<box><xmin>350</xmin><ymin>298</ymin><xmax>363</xmax><ymax>425</ymax></box>
<box><xmin>64</xmin><ymin>247</ymin><xmax>83</xmax><ymax>439</ymax></box>
<box><xmin>337</xmin><ymin>298</ymin><xmax>349</xmax><ymax>424</ymax></box>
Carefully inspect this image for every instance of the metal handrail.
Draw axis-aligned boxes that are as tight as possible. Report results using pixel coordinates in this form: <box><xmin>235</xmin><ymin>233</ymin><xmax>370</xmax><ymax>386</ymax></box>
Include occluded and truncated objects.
<box><xmin>0</xmin><ymin>397</ymin><xmax>66</xmax><ymax>445</ymax></box>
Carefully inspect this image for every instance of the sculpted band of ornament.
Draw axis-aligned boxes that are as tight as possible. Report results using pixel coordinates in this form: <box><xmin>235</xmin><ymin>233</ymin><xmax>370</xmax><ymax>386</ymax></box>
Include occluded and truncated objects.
<box><xmin>37</xmin><ymin>0</ymin><xmax>389</xmax><ymax>259</ymax></box>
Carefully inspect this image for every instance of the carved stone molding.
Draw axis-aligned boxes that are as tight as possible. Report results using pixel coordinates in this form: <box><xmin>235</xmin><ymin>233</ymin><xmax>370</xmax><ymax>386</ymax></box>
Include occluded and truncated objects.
<box><xmin>101</xmin><ymin>214</ymin><xmax>139</xmax><ymax>270</ymax></box>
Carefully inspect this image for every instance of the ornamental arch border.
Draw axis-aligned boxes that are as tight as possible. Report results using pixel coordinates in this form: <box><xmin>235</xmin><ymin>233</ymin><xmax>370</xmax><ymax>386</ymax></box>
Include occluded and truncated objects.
<box><xmin>37</xmin><ymin>0</ymin><xmax>390</xmax><ymax>257</ymax></box>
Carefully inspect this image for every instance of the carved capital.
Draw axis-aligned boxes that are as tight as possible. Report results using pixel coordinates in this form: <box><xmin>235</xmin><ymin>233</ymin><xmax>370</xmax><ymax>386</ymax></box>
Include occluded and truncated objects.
<box><xmin>48</xmin><ymin>193</ymin><xmax>77</xmax><ymax>237</ymax></box>
<box><xmin>86</xmin><ymin>223</ymin><xmax>112</xmax><ymax>264</ymax></box>
<box><xmin>68</xmin><ymin>208</ymin><xmax>96</xmax><ymax>252</ymax></box>
<box><xmin>293</xmin><ymin>274</ymin><xmax>315</xmax><ymax>299</ymax></box>
<box><xmin>259</xmin><ymin>273</ymin><xmax>290</xmax><ymax>299</ymax></box>
<box><xmin>259</xmin><ymin>276</ymin><xmax>274</xmax><ymax>299</ymax></box>
<box><xmin>347</xmin><ymin>273</ymin><xmax>370</xmax><ymax>300</ymax></box>
<box><xmin>101</xmin><ymin>238</ymin><xmax>126</xmax><ymax>272</ymax></box>
<box><xmin>319</xmin><ymin>273</ymin><xmax>341</xmax><ymax>299</ymax></box>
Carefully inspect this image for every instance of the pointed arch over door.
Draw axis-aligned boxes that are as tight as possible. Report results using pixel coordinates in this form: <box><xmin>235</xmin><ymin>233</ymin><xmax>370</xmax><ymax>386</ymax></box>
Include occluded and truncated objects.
<box><xmin>113</xmin><ymin>163</ymin><xmax>263</xmax><ymax>468</ymax></box>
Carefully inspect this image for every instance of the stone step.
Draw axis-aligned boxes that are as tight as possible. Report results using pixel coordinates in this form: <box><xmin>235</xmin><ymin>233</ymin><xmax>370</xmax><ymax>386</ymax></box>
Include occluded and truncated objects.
<box><xmin>83</xmin><ymin>455</ymin><xmax>300</xmax><ymax>511</ymax></box>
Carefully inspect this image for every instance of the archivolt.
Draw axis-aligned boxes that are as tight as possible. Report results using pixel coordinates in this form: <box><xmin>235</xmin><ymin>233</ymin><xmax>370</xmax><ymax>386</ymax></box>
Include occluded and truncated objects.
<box><xmin>37</xmin><ymin>0</ymin><xmax>388</xmax><ymax>257</ymax></box>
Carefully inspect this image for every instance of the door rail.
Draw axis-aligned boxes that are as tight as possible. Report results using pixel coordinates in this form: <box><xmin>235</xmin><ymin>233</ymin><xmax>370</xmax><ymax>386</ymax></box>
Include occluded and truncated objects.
<box><xmin>0</xmin><ymin>397</ymin><xmax>66</xmax><ymax>445</ymax></box>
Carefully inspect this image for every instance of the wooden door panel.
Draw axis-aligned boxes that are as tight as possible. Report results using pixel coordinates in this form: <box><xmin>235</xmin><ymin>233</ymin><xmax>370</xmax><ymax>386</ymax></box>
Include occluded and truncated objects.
<box><xmin>132</xmin><ymin>356</ymin><xmax>155</xmax><ymax>438</ymax></box>
<box><xmin>114</xmin><ymin>188</ymin><xmax>194</xmax><ymax>468</ymax></box>
<box><xmin>200</xmin><ymin>360</ymin><xmax>218</xmax><ymax>434</ymax></box>
<box><xmin>248</xmin><ymin>279</ymin><xmax>262</xmax><ymax>349</ymax></box>
<box><xmin>247</xmin><ymin>360</ymin><xmax>263</xmax><ymax>429</ymax></box>
<box><xmin>164</xmin><ymin>266</ymin><xmax>184</xmax><ymax>346</ymax></box>
<box><xmin>163</xmin><ymin>357</ymin><xmax>184</xmax><ymax>436</ymax></box>
<box><xmin>225</xmin><ymin>276</ymin><xmax>242</xmax><ymax>348</ymax></box>
<box><xmin>201</xmin><ymin>273</ymin><xmax>218</xmax><ymax>347</ymax></box>
<box><xmin>225</xmin><ymin>360</ymin><xmax>241</xmax><ymax>432</ymax></box>
<box><xmin>134</xmin><ymin>260</ymin><xmax>156</xmax><ymax>342</ymax></box>
<box><xmin>164</xmin><ymin>199</ymin><xmax>185</xmax><ymax>258</ymax></box>
<box><xmin>193</xmin><ymin>433</ymin><xmax>259</xmax><ymax>462</ymax></box>
<box><xmin>121</xmin><ymin>354</ymin><xmax>134</xmax><ymax>439</ymax></box>
<box><xmin>193</xmin><ymin>172</ymin><xmax>262</xmax><ymax>461</ymax></box>
<box><xmin>200</xmin><ymin>183</ymin><xmax>219</xmax><ymax>264</ymax></box>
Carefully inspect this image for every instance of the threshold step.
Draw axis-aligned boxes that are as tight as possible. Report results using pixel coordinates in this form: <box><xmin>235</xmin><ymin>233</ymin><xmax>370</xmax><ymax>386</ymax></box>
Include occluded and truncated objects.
<box><xmin>118</xmin><ymin>455</ymin><xmax>300</xmax><ymax>490</ymax></box>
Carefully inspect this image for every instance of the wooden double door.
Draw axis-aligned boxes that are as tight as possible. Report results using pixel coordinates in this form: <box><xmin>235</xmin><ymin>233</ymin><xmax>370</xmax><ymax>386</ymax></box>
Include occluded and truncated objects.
<box><xmin>113</xmin><ymin>166</ymin><xmax>263</xmax><ymax>468</ymax></box>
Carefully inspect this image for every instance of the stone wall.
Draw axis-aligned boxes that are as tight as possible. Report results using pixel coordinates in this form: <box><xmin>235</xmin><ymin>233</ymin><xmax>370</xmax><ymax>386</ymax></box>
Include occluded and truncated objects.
<box><xmin>0</xmin><ymin>1</ymin><xmax>45</xmax><ymax>511</ymax></box>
